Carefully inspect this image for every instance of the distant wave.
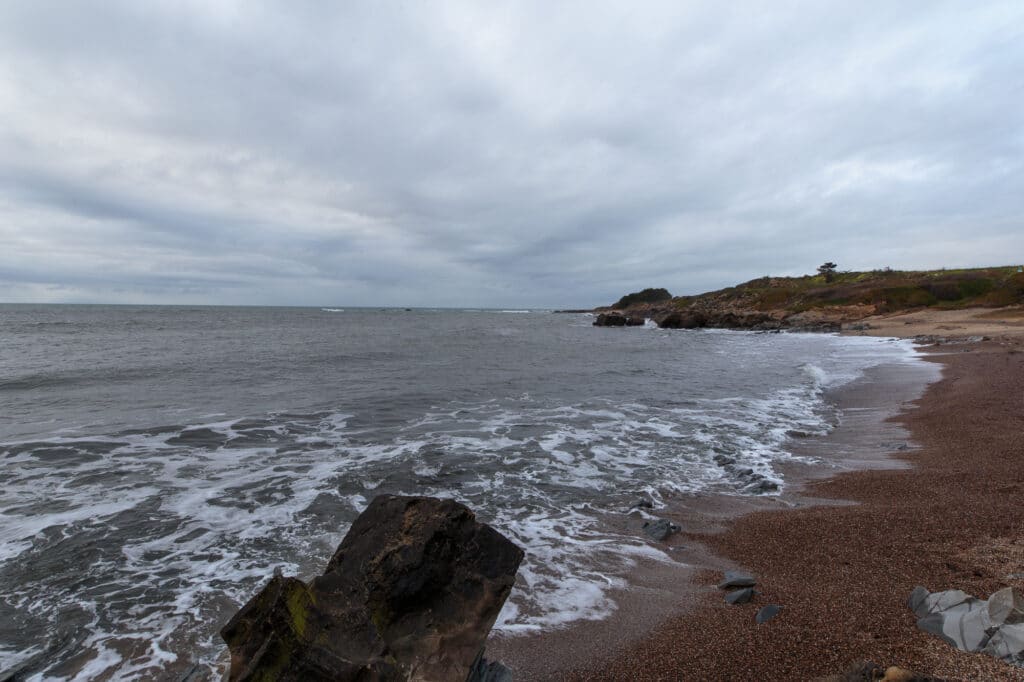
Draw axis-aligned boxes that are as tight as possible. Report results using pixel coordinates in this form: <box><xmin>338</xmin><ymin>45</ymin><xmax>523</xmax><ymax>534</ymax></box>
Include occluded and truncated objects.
<box><xmin>320</xmin><ymin>308</ymin><xmax>345</xmax><ymax>313</ymax></box>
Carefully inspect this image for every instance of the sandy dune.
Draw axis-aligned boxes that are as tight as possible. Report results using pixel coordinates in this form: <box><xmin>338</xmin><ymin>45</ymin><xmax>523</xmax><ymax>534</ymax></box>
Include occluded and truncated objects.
<box><xmin>845</xmin><ymin>306</ymin><xmax>1024</xmax><ymax>339</ymax></box>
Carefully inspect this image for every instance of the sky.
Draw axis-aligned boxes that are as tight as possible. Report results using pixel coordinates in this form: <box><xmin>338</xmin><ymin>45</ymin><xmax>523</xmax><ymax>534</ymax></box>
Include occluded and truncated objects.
<box><xmin>1</xmin><ymin>2</ymin><xmax>1022</xmax><ymax>308</ymax></box>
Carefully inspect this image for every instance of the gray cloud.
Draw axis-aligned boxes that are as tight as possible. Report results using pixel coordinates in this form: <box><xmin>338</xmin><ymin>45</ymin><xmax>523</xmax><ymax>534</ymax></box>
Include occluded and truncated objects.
<box><xmin>1</xmin><ymin>1</ymin><xmax>1022</xmax><ymax>307</ymax></box>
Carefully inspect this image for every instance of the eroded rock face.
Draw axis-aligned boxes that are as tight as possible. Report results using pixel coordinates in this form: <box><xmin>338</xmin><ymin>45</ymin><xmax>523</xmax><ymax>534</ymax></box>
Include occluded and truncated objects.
<box><xmin>221</xmin><ymin>495</ymin><xmax>525</xmax><ymax>682</ymax></box>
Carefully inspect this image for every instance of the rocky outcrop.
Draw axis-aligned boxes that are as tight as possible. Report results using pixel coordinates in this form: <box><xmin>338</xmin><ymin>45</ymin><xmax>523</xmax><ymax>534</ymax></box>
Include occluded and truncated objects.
<box><xmin>221</xmin><ymin>495</ymin><xmax>524</xmax><ymax>682</ymax></box>
<box><xmin>909</xmin><ymin>585</ymin><xmax>1024</xmax><ymax>668</ymax></box>
<box><xmin>593</xmin><ymin>312</ymin><xmax>645</xmax><ymax>327</ymax></box>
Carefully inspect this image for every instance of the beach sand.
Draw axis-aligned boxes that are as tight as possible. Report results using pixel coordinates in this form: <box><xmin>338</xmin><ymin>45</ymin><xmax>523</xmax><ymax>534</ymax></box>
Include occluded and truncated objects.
<box><xmin>492</xmin><ymin>311</ymin><xmax>1024</xmax><ymax>680</ymax></box>
<box><xmin>850</xmin><ymin>305</ymin><xmax>1024</xmax><ymax>339</ymax></box>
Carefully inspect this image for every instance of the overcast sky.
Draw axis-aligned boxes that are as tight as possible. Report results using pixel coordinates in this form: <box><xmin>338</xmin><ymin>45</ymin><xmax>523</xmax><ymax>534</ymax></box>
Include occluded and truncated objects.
<box><xmin>1</xmin><ymin>2</ymin><xmax>1021</xmax><ymax>307</ymax></box>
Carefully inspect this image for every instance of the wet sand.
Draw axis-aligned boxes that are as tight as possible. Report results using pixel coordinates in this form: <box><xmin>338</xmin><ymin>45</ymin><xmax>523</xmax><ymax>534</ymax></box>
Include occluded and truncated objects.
<box><xmin>491</xmin><ymin>320</ymin><xmax>1024</xmax><ymax>680</ymax></box>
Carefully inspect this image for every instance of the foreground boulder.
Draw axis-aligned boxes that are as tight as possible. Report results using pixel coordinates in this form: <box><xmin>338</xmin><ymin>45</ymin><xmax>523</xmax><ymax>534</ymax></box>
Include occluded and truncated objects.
<box><xmin>909</xmin><ymin>585</ymin><xmax>1024</xmax><ymax>668</ymax></box>
<box><xmin>221</xmin><ymin>495</ymin><xmax>525</xmax><ymax>681</ymax></box>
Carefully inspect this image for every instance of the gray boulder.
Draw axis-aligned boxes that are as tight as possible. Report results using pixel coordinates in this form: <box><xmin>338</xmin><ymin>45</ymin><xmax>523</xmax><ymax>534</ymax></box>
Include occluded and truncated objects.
<box><xmin>717</xmin><ymin>571</ymin><xmax>757</xmax><ymax>589</ymax></box>
<box><xmin>725</xmin><ymin>588</ymin><xmax>755</xmax><ymax>605</ymax></box>
<box><xmin>756</xmin><ymin>605</ymin><xmax>781</xmax><ymax>624</ymax></box>
<box><xmin>221</xmin><ymin>495</ymin><xmax>524</xmax><ymax>682</ymax></box>
<box><xmin>988</xmin><ymin>586</ymin><xmax>1024</xmax><ymax>627</ymax></box>
<box><xmin>909</xmin><ymin>586</ymin><xmax>1024</xmax><ymax>668</ymax></box>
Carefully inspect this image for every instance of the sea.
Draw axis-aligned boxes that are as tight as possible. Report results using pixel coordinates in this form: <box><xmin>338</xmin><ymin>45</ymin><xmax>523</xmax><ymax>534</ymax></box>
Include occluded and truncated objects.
<box><xmin>0</xmin><ymin>305</ymin><xmax>936</xmax><ymax>679</ymax></box>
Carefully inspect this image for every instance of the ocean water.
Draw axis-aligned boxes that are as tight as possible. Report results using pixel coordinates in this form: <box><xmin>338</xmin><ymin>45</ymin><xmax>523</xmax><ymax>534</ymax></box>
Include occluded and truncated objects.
<box><xmin>0</xmin><ymin>305</ymin><xmax>927</xmax><ymax>679</ymax></box>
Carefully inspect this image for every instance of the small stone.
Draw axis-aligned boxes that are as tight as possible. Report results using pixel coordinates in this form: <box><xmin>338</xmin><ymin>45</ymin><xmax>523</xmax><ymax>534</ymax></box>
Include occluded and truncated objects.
<box><xmin>718</xmin><ymin>571</ymin><xmax>757</xmax><ymax>589</ymax></box>
<box><xmin>632</xmin><ymin>497</ymin><xmax>654</xmax><ymax>509</ymax></box>
<box><xmin>725</xmin><ymin>588</ymin><xmax>755</xmax><ymax>605</ymax></box>
<box><xmin>755</xmin><ymin>604</ymin><xmax>781</xmax><ymax>624</ymax></box>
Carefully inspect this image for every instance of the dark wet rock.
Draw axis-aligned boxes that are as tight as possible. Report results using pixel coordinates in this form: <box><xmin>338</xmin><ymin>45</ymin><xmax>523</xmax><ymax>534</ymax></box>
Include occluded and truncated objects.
<box><xmin>746</xmin><ymin>479</ymin><xmax>779</xmax><ymax>494</ymax></box>
<box><xmin>717</xmin><ymin>571</ymin><xmax>756</xmax><ymax>589</ymax></box>
<box><xmin>656</xmin><ymin>311</ymin><xmax>706</xmax><ymax>329</ymax></box>
<box><xmin>642</xmin><ymin>518</ymin><xmax>680</xmax><ymax>542</ymax></box>
<box><xmin>631</xmin><ymin>497</ymin><xmax>654</xmax><ymax>510</ymax></box>
<box><xmin>594</xmin><ymin>312</ymin><xmax>627</xmax><ymax>326</ymax></box>
<box><xmin>725</xmin><ymin>588</ymin><xmax>755</xmax><ymax>605</ymax></box>
<box><xmin>467</xmin><ymin>655</ymin><xmax>514</xmax><ymax>682</ymax></box>
<box><xmin>712</xmin><ymin>454</ymin><xmax>736</xmax><ymax>467</ymax></box>
<box><xmin>755</xmin><ymin>604</ymin><xmax>781</xmax><ymax>624</ymax></box>
<box><xmin>786</xmin><ymin>429</ymin><xmax>811</xmax><ymax>438</ymax></box>
<box><xmin>221</xmin><ymin>495</ymin><xmax>524</xmax><ymax>682</ymax></box>
<box><xmin>594</xmin><ymin>312</ymin><xmax>643</xmax><ymax>327</ymax></box>
<box><xmin>909</xmin><ymin>586</ymin><xmax>1024</xmax><ymax>668</ymax></box>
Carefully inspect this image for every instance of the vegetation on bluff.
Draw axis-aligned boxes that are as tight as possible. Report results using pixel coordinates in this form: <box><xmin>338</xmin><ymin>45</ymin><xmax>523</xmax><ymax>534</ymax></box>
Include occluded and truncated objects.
<box><xmin>666</xmin><ymin>265</ymin><xmax>1024</xmax><ymax>315</ymax></box>
<box><xmin>613</xmin><ymin>287</ymin><xmax>672</xmax><ymax>309</ymax></box>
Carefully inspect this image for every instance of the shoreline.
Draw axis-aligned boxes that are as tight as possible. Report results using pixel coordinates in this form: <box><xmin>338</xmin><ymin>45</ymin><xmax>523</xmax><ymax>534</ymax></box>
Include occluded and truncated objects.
<box><xmin>491</xmin><ymin>327</ymin><xmax>1024</xmax><ymax>680</ymax></box>
<box><xmin>487</xmin><ymin>336</ymin><xmax>940</xmax><ymax>678</ymax></box>
<box><xmin>561</xmin><ymin>334</ymin><xmax>1024</xmax><ymax>680</ymax></box>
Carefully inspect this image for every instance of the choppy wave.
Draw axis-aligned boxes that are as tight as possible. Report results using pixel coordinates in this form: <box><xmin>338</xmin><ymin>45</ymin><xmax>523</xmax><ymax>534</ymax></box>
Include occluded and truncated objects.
<box><xmin>2</xmin><ymin>375</ymin><xmax>847</xmax><ymax>677</ymax></box>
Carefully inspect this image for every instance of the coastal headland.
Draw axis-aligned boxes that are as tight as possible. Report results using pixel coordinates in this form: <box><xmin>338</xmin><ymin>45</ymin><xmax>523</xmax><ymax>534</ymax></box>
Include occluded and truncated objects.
<box><xmin>591</xmin><ymin>266</ymin><xmax>1024</xmax><ymax>334</ymax></box>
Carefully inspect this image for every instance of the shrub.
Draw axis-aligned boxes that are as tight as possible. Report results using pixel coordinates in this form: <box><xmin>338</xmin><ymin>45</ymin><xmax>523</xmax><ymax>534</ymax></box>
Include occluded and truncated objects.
<box><xmin>613</xmin><ymin>287</ymin><xmax>672</xmax><ymax>308</ymax></box>
<box><xmin>958</xmin><ymin>278</ymin><xmax>994</xmax><ymax>299</ymax></box>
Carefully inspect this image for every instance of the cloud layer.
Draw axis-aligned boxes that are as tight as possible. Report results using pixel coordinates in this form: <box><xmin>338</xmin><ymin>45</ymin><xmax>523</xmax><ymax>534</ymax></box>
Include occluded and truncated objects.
<box><xmin>1</xmin><ymin>1</ymin><xmax>1022</xmax><ymax>307</ymax></box>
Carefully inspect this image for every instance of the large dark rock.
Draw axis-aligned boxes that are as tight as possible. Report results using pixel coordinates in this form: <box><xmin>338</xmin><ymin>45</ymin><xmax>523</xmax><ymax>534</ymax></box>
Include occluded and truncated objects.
<box><xmin>594</xmin><ymin>312</ymin><xmax>644</xmax><ymax>327</ymax></box>
<box><xmin>656</xmin><ymin>311</ymin><xmax>706</xmax><ymax>329</ymax></box>
<box><xmin>221</xmin><ymin>495</ymin><xmax>524</xmax><ymax>682</ymax></box>
<box><xmin>594</xmin><ymin>312</ymin><xmax>628</xmax><ymax>326</ymax></box>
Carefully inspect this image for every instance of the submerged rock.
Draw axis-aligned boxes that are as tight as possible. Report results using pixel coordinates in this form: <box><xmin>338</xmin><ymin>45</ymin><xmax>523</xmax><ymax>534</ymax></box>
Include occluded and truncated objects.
<box><xmin>221</xmin><ymin>495</ymin><xmax>524</xmax><ymax>681</ymax></box>
<box><xmin>642</xmin><ymin>518</ymin><xmax>680</xmax><ymax>542</ymax></box>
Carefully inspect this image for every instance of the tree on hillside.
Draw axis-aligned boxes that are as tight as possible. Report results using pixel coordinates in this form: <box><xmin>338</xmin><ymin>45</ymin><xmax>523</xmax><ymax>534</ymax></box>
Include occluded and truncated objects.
<box><xmin>817</xmin><ymin>262</ymin><xmax>838</xmax><ymax>283</ymax></box>
<box><xmin>613</xmin><ymin>287</ymin><xmax>672</xmax><ymax>308</ymax></box>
